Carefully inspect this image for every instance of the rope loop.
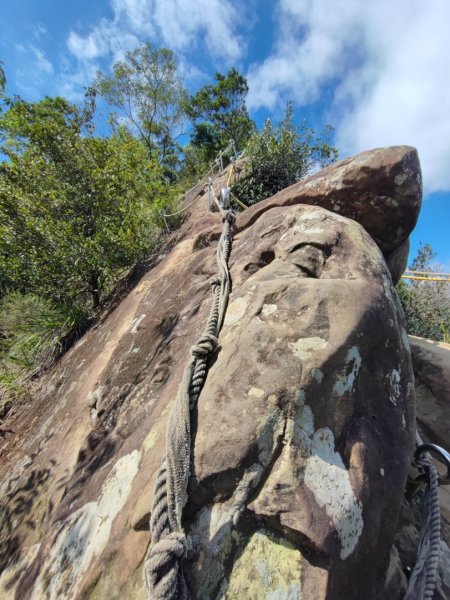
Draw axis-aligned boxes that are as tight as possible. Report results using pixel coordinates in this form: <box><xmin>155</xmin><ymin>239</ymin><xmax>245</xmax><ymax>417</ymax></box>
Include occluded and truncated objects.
<box><xmin>191</xmin><ymin>333</ymin><xmax>219</xmax><ymax>357</ymax></box>
<box><xmin>223</xmin><ymin>209</ymin><xmax>236</xmax><ymax>225</ymax></box>
<box><xmin>414</xmin><ymin>443</ymin><xmax>450</xmax><ymax>485</ymax></box>
<box><xmin>145</xmin><ymin>532</ymin><xmax>189</xmax><ymax>600</ymax></box>
<box><xmin>210</xmin><ymin>275</ymin><xmax>221</xmax><ymax>289</ymax></box>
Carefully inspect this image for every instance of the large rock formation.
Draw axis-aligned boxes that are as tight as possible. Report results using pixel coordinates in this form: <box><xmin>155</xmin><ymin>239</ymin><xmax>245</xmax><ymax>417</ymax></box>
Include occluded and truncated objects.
<box><xmin>0</xmin><ymin>145</ymin><xmax>445</xmax><ymax>600</ymax></box>
<box><xmin>389</xmin><ymin>337</ymin><xmax>450</xmax><ymax>600</ymax></box>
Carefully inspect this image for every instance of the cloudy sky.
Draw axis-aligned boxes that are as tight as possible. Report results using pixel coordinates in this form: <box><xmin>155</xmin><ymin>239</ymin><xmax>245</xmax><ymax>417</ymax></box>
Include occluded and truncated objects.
<box><xmin>1</xmin><ymin>0</ymin><xmax>449</xmax><ymax>263</ymax></box>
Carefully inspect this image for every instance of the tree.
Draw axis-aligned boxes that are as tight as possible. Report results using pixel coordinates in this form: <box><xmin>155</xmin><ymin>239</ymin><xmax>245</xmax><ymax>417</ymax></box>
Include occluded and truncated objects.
<box><xmin>397</xmin><ymin>244</ymin><xmax>450</xmax><ymax>341</ymax></box>
<box><xmin>0</xmin><ymin>62</ymin><xmax>5</xmax><ymax>96</ymax></box>
<box><xmin>94</xmin><ymin>43</ymin><xmax>187</xmax><ymax>175</ymax></box>
<box><xmin>186</xmin><ymin>68</ymin><xmax>255</xmax><ymax>162</ymax></box>
<box><xmin>232</xmin><ymin>102</ymin><xmax>338</xmax><ymax>206</ymax></box>
<box><xmin>0</xmin><ymin>94</ymin><xmax>171</xmax><ymax>311</ymax></box>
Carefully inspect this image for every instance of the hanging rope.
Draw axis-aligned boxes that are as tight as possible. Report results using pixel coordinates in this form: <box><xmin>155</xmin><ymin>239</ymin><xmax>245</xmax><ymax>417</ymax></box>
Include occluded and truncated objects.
<box><xmin>162</xmin><ymin>141</ymin><xmax>236</xmax><ymax>219</ymax></box>
<box><xmin>144</xmin><ymin>205</ymin><xmax>235</xmax><ymax>599</ymax></box>
<box><xmin>404</xmin><ymin>433</ymin><xmax>445</xmax><ymax>600</ymax></box>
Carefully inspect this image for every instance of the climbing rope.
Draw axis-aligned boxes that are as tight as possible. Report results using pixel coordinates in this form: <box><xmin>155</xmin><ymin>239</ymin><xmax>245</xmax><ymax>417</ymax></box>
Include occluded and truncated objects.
<box><xmin>144</xmin><ymin>201</ymin><xmax>235</xmax><ymax>599</ymax></box>
<box><xmin>146</xmin><ymin>148</ymin><xmax>450</xmax><ymax>599</ymax></box>
<box><xmin>161</xmin><ymin>141</ymin><xmax>236</xmax><ymax>220</ymax></box>
<box><xmin>404</xmin><ymin>433</ymin><xmax>449</xmax><ymax>599</ymax></box>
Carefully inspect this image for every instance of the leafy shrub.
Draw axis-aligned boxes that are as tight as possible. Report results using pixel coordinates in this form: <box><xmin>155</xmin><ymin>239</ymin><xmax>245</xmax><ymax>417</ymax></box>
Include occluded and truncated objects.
<box><xmin>397</xmin><ymin>244</ymin><xmax>450</xmax><ymax>341</ymax></box>
<box><xmin>232</xmin><ymin>102</ymin><xmax>338</xmax><ymax>206</ymax></box>
<box><xmin>0</xmin><ymin>292</ymin><xmax>85</xmax><ymax>409</ymax></box>
<box><xmin>0</xmin><ymin>97</ymin><xmax>175</xmax><ymax>310</ymax></box>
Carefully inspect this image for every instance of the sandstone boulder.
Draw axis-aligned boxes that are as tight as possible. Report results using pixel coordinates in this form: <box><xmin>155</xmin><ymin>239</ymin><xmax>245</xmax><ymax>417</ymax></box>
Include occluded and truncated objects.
<box><xmin>237</xmin><ymin>145</ymin><xmax>422</xmax><ymax>265</ymax></box>
<box><xmin>386</xmin><ymin>336</ymin><xmax>450</xmax><ymax>600</ymax></box>
<box><xmin>0</xmin><ymin>147</ymin><xmax>425</xmax><ymax>599</ymax></box>
<box><xmin>409</xmin><ymin>336</ymin><xmax>450</xmax><ymax>451</ymax></box>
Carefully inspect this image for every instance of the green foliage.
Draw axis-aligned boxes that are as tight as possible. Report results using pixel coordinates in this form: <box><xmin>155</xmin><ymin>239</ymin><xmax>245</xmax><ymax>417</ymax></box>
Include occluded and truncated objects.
<box><xmin>0</xmin><ymin>62</ymin><xmax>6</xmax><ymax>97</ymax></box>
<box><xmin>94</xmin><ymin>43</ymin><xmax>187</xmax><ymax>175</ymax></box>
<box><xmin>232</xmin><ymin>103</ymin><xmax>338</xmax><ymax>206</ymax></box>
<box><xmin>0</xmin><ymin>95</ymin><xmax>173</xmax><ymax>310</ymax></box>
<box><xmin>186</xmin><ymin>68</ymin><xmax>255</xmax><ymax>162</ymax></box>
<box><xmin>397</xmin><ymin>244</ymin><xmax>450</xmax><ymax>341</ymax></box>
<box><xmin>0</xmin><ymin>292</ymin><xmax>83</xmax><ymax>408</ymax></box>
<box><xmin>0</xmin><ymin>292</ymin><xmax>82</xmax><ymax>371</ymax></box>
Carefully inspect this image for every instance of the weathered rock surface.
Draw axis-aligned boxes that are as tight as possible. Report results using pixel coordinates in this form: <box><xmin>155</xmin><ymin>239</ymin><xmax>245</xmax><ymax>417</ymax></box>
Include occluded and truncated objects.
<box><xmin>388</xmin><ymin>337</ymin><xmax>450</xmax><ymax>600</ymax></box>
<box><xmin>0</xmin><ymin>146</ymin><xmax>427</xmax><ymax>599</ymax></box>
<box><xmin>409</xmin><ymin>336</ymin><xmax>450</xmax><ymax>451</ymax></box>
<box><xmin>237</xmin><ymin>145</ymin><xmax>422</xmax><ymax>270</ymax></box>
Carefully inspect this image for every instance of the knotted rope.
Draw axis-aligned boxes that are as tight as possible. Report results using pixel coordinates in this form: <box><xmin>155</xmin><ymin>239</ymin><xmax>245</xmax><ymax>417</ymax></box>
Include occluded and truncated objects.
<box><xmin>404</xmin><ymin>433</ymin><xmax>442</xmax><ymax>600</ymax></box>
<box><xmin>144</xmin><ymin>209</ymin><xmax>235</xmax><ymax>599</ymax></box>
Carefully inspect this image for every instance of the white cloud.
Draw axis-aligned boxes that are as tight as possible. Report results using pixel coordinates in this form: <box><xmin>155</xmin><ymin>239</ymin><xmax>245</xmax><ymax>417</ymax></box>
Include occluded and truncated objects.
<box><xmin>149</xmin><ymin>0</ymin><xmax>243</xmax><ymax>62</ymax></box>
<box><xmin>67</xmin><ymin>19</ymin><xmax>140</xmax><ymax>63</ymax></box>
<box><xmin>247</xmin><ymin>0</ymin><xmax>450</xmax><ymax>193</ymax></box>
<box><xmin>32</xmin><ymin>23</ymin><xmax>48</xmax><ymax>41</ymax></box>
<box><xmin>61</xmin><ymin>0</ymin><xmax>245</xmax><ymax>108</ymax></box>
<box><xmin>29</xmin><ymin>45</ymin><xmax>54</xmax><ymax>75</ymax></box>
<box><xmin>15</xmin><ymin>44</ymin><xmax>54</xmax><ymax>98</ymax></box>
<box><xmin>67</xmin><ymin>0</ymin><xmax>244</xmax><ymax>66</ymax></box>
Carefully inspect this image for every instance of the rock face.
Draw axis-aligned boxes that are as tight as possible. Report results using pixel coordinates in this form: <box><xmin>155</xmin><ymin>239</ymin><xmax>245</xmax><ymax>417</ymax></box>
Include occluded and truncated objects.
<box><xmin>0</xmin><ymin>146</ymin><xmax>424</xmax><ymax>599</ymax></box>
<box><xmin>409</xmin><ymin>336</ymin><xmax>450</xmax><ymax>451</ymax></box>
<box><xmin>387</xmin><ymin>337</ymin><xmax>450</xmax><ymax>600</ymax></box>
<box><xmin>237</xmin><ymin>145</ymin><xmax>422</xmax><ymax>282</ymax></box>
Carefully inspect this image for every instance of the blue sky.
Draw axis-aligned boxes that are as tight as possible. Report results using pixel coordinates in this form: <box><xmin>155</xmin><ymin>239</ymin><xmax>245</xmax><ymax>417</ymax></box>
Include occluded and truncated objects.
<box><xmin>1</xmin><ymin>0</ymin><xmax>449</xmax><ymax>267</ymax></box>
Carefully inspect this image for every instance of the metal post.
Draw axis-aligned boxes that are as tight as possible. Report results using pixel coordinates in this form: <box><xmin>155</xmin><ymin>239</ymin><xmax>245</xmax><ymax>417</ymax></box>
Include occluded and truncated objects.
<box><xmin>207</xmin><ymin>177</ymin><xmax>212</xmax><ymax>212</ymax></box>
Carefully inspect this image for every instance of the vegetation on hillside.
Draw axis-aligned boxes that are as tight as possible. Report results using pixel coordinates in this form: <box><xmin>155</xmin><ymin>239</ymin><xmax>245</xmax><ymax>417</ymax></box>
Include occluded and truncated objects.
<box><xmin>0</xmin><ymin>43</ymin><xmax>337</xmax><ymax>409</ymax></box>
<box><xmin>94</xmin><ymin>43</ymin><xmax>188</xmax><ymax>179</ymax></box>
<box><xmin>232</xmin><ymin>102</ymin><xmax>337</xmax><ymax>206</ymax></box>
<box><xmin>397</xmin><ymin>244</ymin><xmax>450</xmax><ymax>342</ymax></box>
<box><xmin>185</xmin><ymin>68</ymin><xmax>255</xmax><ymax>164</ymax></box>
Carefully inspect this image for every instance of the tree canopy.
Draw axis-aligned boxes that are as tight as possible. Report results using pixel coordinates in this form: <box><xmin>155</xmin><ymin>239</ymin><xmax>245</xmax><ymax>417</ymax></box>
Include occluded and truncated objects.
<box><xmin>94</xmin><ymin>43</ymin><xmax>187</xmax><ymax>176</ymax></box>
<box><xmin>232</xmin><ymin>102</ymin><xmax>338</xmax><ymax>206</ymax></box>
<box><xmin>0</xmin><ymin>94</ymin><xmax>171</xmax><ymax>311</ymax></box>
<box><xmin>397</xmin><ymin>244</ymin><xmax>450</xmax><ymax>341</ymax></box>
<box><xmin>186</xmin><ymin>68</ymin><xmax>255</xmax><ymax>162</ymax></box>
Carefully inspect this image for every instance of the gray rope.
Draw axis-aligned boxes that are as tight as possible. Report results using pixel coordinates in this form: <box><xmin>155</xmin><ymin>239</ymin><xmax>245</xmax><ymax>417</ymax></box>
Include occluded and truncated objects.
<box><xmin>144</xmin><ymin>209</ymin><xmax>235</xmax><ymax>599</ymax></box>
<box><xmin>162</xmin><ymin>141</ymin><xmax>235</xmax><ymax>219</ymax></box>
<box><xmin>404</xmin><ymin>432</ymin><xmax>442</xmax><ymax>600</ymax></box>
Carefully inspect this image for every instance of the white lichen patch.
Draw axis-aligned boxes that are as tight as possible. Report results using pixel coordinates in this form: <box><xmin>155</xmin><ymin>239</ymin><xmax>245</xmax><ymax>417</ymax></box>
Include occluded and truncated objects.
<box><xmin>224</xmin><ymin>297</ymin><xmax>248</xmax><ymax>326</ymax></box>
<box><xmin>261</xmin><ymin>303</ymin><xmax>277</xmax><ymax>317</ymax></box>
<box><xmin>221</xmin><ymin>528</ymin><xmax>302</xmax><ymax>599</ymax></box>
<box><xmin>129</xmin><ymin>313</ymin><xmax>146</xmax><ymax>334</ymax></box>
<box><xmin>304</xmin><ymin>428</ymin><xmax>364</xmax><ymax>559</ymax></box>
<box><xmin>248</xmin><ymin>387</ymin><xmax>265</xmax><ymax>398</ymax></box>
<box><xmin>289</xmin><ymin>336</ymin><xmax>327</xmax><ymax>361</ymax></box>
<box><xmin>394</xmin><ymin>173</ymin><xmax>408</xmax><ymax>186</ymax></box>
<box><xmin>311</xmin><ymin>368</ymin><xmax>324</xmax><ymax>383</ymax></box>
<box><xmin>333</xmin><ymin>346</ymin><xmax>361</xmax><ymax>396</ymax></box>
<box><xmin>387</xmin><ymin>369</ymin><xmax>401</xmax><ymax>405</ymax></box>
<box><xmin>30</xmin><ymin>450</ymin><xmax>140</xmax><ymax>599</ymax></box>
<box><xmin>289</xmin><ymin>392</ymin><xmax>364</xmax><ymax>560</ymax></box>
<box><xmin>142</xmin><ymin>420</ymin><xmax>165</xmax><ymax>453</ymax></box>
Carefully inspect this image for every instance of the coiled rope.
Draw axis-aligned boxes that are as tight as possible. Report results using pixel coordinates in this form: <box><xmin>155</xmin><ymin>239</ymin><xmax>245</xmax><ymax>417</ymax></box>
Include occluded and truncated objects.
<box><xmin>144</xmin><ymin>205</ymin><xmax>235</xmax><ymax>599</ymax></box>
<box><xmin>404</xmin><ymin>433</ymin><xmax>443</xmax><ymax>600</ymax></box>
